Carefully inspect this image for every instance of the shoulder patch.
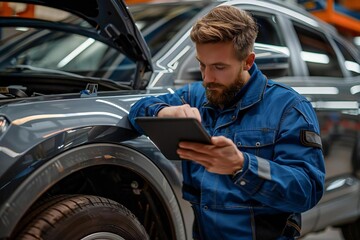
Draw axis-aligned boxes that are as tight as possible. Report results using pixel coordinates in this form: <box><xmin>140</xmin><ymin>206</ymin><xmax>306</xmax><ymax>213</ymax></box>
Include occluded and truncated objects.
<box><xmin>300</xmin><ymin>130</ymin><xmax>322</xmax><ymax>149</ymax></box>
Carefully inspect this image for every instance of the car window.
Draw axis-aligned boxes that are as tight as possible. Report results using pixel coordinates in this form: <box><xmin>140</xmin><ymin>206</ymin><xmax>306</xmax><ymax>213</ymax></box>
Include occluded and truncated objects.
<box><xmin>250</xmin><ymin>11</ymin><xmax>290</xmax><ymax>76</ymax></box>
<box><xmin>253</xmin><ymin>12</ymin><xmax>285</xmax><ymax>47</ymax></box>
<box><xmin>334</xmin><ymin>39</ymin><xmax>360</xmax><ymax>76</ymax></box>
<box><xmin>130</xmin><ymin>3</ymin><xmax>206</xmax><ymax>56</ymax></box>
<box><xmin>292</xmin><ymin>21</ymin><xmax>343</xmax><ymax>77</ymax></box>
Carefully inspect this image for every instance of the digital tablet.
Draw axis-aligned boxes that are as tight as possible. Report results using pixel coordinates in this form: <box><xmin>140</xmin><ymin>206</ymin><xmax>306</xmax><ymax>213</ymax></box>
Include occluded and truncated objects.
<box><xmin>135</xmin><ymin>117</ymin><xmax>212</xmax><ymax>160</ymax></box>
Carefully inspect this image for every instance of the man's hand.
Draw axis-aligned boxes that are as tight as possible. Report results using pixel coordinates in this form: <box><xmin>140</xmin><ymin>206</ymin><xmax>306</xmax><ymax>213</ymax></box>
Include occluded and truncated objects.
<box><xmin>177</xmin><ymin>136</ymin><xmax>244</xmax><ymax>175</ymax></box>
<box><xmin>158</xmin><ymin>104</ymin><xmax>201</xmax><ymax>122</ymax></box>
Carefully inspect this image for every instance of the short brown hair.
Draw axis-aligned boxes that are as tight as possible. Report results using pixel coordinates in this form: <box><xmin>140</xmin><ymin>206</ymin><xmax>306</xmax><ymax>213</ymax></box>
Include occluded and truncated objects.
<box><xmin>190</xmin><ymin>5</ymin><xmax>258</xmax><ymax>61</ymax></box>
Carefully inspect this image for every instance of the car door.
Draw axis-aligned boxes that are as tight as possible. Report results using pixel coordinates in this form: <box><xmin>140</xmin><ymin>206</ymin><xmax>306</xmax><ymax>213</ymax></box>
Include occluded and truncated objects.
<box><xmin>235</xmin><ymin>4</ymin><xmax>360</xmax><ymax>236</ymax></box>
<box><xmin>279</xmin><ymin>9</ymin><xmax>360</xmax><ymax>235</ymax></box>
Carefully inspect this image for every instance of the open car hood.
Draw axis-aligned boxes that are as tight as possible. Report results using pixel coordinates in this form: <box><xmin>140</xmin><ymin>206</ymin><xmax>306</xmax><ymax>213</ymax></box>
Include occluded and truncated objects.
<box><xmin>3</xmin><ymin>0</ymin><xmax>153</xmax><ymax>75</ymax></box>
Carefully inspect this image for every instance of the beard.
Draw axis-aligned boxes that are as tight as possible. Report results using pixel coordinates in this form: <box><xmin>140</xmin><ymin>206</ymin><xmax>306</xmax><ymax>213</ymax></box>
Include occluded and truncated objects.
<box><xmin>203</xmin><ymin>74</ymin><xmax>246</xmax><ymax>107</ymax></box>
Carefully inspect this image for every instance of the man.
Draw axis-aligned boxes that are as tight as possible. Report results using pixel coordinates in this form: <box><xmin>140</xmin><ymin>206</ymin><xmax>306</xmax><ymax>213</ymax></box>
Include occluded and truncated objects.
<box><xmin>128</xmin><ymin>5</ymin><xmax>325</xmax><ymax>240</ymax></box>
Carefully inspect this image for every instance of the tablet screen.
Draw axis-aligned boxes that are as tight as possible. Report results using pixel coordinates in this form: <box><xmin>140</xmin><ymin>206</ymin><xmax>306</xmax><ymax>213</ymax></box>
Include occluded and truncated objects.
<box><xmin>135</xmin><ymin>117</ymin><xmax>211</xmax><ymax>160</ymax></box>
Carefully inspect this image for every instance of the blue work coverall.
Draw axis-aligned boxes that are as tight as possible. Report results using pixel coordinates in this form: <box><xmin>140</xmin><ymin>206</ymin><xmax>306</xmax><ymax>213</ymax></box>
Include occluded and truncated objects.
<box><xmin>128</xmin><ymin>63</ymin><xmax>325</xmax><ymax>240</ymax></box>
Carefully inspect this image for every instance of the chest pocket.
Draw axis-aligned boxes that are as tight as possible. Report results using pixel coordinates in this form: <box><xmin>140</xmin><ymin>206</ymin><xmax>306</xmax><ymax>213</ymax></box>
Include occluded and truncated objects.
<box><xmin>234</xmin><ymin>129</ymin><xmax>276</xmax><ymax>159</ymax></box>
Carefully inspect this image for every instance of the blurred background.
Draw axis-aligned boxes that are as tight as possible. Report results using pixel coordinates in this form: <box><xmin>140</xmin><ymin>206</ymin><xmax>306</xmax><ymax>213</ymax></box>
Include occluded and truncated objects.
<box><xmin>2</xmin><ymin>0</ymin><xmax>359</xmax><ymax>49</ymax></box>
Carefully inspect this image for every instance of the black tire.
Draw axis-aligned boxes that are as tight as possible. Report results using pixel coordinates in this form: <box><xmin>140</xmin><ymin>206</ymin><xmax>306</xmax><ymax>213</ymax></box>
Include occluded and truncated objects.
<box><xmin>341</xmin><ymin>218</ymin><xmax>360</xmax><ymax>240</ymax></box>
<box><xmin>15</xmin><ymin>195</ymin><xmax>149</xmax><ymax>240</ymax></box>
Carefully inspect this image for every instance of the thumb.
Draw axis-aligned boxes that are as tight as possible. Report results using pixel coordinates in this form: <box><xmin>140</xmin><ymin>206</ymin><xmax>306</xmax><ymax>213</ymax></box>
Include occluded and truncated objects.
<box><xmin>211</xmin><ymin>136</ymin><xmax>232</xmax><ymax>147</ymax></box>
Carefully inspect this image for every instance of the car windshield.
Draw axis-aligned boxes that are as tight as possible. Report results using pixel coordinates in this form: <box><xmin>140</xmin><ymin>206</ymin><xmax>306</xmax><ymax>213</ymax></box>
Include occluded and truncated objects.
<box><xmin>0</xmin><ymin>2</ymin><xmax>207</xmax><ymax>84</ymax></box>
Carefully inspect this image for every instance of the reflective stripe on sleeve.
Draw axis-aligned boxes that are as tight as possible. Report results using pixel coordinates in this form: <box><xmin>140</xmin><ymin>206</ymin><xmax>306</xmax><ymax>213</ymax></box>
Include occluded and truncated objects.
<box><xmin>257</xmin><ymin>156</ymin><xmax>271</xmax><ymax>180</ymax></box>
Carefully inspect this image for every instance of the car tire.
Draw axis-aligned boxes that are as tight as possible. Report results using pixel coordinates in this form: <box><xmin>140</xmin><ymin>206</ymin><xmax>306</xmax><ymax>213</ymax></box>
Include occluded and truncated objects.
<box><xmin>341</xmin><ymin>218</ymin><xmax>360</xmax><ymax>240</ymax></box>
<box><xmin>15</xmin><ymin>194</ymin><xmax>149</xmax><ymax>240</ymax></box>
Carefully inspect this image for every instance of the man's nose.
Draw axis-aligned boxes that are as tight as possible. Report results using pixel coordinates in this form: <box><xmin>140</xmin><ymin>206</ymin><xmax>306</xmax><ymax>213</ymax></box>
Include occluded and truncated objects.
<box><xmin>202</xmin><ymin>67</ymin><xmax>214</xmax><ymax>82</ymax></box>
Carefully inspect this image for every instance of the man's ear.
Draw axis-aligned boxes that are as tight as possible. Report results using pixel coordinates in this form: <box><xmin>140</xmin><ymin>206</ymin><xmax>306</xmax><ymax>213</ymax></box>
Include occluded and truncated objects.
<box><xmin>243</xmin><ymin>52</ymin><xmax>255</xmax><ymax>70</ymax></box>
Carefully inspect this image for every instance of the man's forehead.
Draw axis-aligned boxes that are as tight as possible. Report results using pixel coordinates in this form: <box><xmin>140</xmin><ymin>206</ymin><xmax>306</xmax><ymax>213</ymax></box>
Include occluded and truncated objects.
<box><xmin>195</xmin><ymin>42</ymin><xmax>233</xmax><ymax>51</ymax></box>
<box><xmin>195</xmin><ymin>42</ymin><xmax>238</xmax><ymax>62</ymax></box>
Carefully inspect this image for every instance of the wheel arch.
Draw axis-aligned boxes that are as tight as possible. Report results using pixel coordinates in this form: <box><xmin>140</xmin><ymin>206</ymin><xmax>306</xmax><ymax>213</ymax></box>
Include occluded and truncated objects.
<box><xmin>1</xmin><ymin>143</ymin><xmax>187</xmax><ymax>239</ymax></box>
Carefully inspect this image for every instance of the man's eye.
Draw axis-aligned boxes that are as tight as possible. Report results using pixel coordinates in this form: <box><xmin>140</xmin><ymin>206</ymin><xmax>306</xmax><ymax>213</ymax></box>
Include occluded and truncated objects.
<box><xmin>215</xmin><ymin>65</ymin><xmax>225</xmax><ymax>70</ymax></box>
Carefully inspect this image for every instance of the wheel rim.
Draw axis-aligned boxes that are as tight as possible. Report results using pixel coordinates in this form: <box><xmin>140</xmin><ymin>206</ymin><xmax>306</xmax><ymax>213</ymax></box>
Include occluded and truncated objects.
<box><xmin>80</xmin><ymin>232</ymin><xmax>125</xmax><ymax>240</ymax></box>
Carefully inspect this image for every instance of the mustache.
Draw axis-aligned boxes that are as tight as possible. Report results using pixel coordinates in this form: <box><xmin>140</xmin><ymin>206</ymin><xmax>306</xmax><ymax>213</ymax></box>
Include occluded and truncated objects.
<box><xmin>203</xmin><ymin>82</ymin><xmax>226</xmax><ymax>89</ymax></box>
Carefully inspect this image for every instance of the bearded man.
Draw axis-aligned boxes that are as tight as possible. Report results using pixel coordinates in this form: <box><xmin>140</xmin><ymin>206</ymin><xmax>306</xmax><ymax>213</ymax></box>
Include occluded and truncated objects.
<box><xmin>128</xmin><ymin>5</ymin><xmax>325</xmax><ymax>240</ymax></box>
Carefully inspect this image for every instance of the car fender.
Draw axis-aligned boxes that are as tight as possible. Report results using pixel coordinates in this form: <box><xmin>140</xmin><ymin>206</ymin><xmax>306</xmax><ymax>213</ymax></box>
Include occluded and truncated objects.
<box><xmin>0</xmin><ymin>142</ymin><xmax>188</xmax><ymax>239</ymax></box>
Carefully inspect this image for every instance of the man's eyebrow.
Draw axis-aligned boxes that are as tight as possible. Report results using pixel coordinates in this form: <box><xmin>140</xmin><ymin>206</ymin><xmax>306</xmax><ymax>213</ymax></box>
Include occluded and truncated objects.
<box><xmin>195</xmin><ymin>57</ymin><xmax>229</xmax><ymax>66</ymax></box>
<box><xmin>195</xmin><ymin>56</ymin><xmax>203</xmax><ymax>64</ymax></box>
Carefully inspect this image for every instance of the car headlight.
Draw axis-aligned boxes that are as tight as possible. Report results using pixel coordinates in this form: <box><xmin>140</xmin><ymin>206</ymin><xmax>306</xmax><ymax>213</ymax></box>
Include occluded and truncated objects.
<box><xmin>0</xmin><ymin>116</ymin><xmax>9</xmax><ymax>134</ymax></box>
